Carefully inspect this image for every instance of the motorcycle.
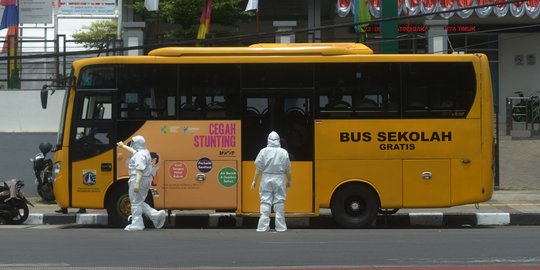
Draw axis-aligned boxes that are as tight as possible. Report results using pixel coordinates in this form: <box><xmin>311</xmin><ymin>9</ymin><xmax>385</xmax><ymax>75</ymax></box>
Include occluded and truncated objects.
<box><xmin>30</xmin><ymin>142</ymin><xmax>55</xmax><ymax>202</ymax></box>
<box><xmin>0</xmin><ymin>179</ymin><xmax>34</xmax><ymax>224</ymax></box>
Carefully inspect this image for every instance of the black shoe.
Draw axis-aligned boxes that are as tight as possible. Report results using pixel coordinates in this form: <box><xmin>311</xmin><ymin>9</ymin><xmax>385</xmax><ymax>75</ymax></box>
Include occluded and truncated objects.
<box><xmin>55</xmin><ymin>208</ymin><xmax>67</xmax><ymax>214</ymax></box>
<box><xmin>77</xmin><ymin>208</ymin><xmax>87</xmax><ymax>214</ymax></box>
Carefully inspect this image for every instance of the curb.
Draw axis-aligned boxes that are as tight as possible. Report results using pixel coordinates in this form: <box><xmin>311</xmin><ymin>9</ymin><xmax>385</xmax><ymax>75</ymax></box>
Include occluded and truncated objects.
<box><xmin>24</xmin><ymin>212</ymin><xmax>540</xmax><ymax>227</ymax></box>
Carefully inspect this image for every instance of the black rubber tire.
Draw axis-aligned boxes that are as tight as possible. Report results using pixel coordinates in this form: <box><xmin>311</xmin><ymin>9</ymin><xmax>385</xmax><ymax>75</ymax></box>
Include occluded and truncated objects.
<box><xmin>330</xmin><ymin>184</ymin><xmax>379</xmax><ymax>228</ymax></box>
<box><xmin>8</xmin><ymin>200</ymin><xmax>29</xmax><ymax>225</ymax></box>
<box><xmin>105</xmin><ymin>181</ymin><xmax>156</xmax><ymax>228</ymax></box>
<box><xmin>106</xmin><ymin>182</ymin><xmax>131</xmax><ymax>228</ymax></box>
<box><xmin>38</xmin><ymin>182</ymin><xmax>55</xmax><ymax>202</ymax></box>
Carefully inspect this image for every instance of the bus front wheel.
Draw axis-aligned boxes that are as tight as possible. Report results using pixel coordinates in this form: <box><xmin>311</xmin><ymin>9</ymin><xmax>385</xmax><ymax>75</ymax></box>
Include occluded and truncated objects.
<box><xmin>106</xmin><ymin>182</ymin><xmax>131</xmax><ymax>228</ymax></box>
<box><xmin>330</xmin><ymin>184</ymin><xmax>379</xmax><ymax>228</ymax></box>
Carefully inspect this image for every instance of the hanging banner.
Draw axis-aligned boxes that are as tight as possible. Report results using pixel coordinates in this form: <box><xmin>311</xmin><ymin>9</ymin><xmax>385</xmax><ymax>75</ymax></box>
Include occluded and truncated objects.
<box><xmin>58</xmin><ymin>0</ymin><xmax>116</xmax><ymax>15</ymax></box>
<box><xmin>19</xmin><ymin>0</ymin><xmax>52</xmax><ymax>24</ymax></box>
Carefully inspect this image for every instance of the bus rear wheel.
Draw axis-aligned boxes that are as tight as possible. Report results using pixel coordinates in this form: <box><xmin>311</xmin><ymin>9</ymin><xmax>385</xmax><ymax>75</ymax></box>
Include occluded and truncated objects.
<box><xmin>330</xmin><ymin>184</ymin><xmax>379</xmax><ymax>228</ymax></box>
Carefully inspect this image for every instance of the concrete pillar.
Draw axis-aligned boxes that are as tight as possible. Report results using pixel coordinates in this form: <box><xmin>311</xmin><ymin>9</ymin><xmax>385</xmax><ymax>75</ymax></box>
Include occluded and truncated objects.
<box><xmin>425</xmin><ymin>19</ymin><xmax>448</xmax><ymax>54</ymax></box>
<box><xmin>122</xmin><ymin>22</ymin><xmax>146</xmax><ymax>56</ymax></box>
<box><xmin>273</xmin><ymin>21</ymin><xmax>297</xmax><ymax>44</ymax></box>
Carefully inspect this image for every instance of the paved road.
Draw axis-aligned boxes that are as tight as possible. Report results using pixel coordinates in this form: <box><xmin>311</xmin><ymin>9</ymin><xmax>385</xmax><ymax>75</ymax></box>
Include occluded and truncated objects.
<box><xmin>1</xmin><ymin>226</ymin><xmax>539</xmax><ymax>268</ymax></box>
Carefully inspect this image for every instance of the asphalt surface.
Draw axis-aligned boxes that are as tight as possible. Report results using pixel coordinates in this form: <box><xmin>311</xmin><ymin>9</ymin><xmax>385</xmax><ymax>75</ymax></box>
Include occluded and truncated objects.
<box><xmin>12</xmin><ymin>129</ymin><xmax>540</xmax><ymax>228</ymax></box>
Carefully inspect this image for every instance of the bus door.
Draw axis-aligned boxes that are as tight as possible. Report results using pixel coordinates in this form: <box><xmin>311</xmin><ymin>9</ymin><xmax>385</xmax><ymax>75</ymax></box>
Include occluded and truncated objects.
<box><xmin>241</xmin><ymin>95</ymin><xmax>314</xmax><ymax>214</ymax></box>
<box><xmin>69</xmin><ymin>91</ymin><xmax>116</xmax><ymax>208</ymax></box>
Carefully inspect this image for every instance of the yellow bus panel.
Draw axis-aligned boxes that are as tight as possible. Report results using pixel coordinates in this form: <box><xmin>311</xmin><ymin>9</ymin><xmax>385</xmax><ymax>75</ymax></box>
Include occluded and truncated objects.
<box><xmin>242</xmin><ymin>161</ymin><xmax>313</xmax><ymax>214</ymax></box>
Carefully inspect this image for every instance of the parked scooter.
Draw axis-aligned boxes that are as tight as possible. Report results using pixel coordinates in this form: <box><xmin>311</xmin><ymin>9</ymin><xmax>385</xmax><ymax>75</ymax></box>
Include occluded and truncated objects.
<box><xmin>0</xmin><ymin>179</ymin><xmax>34</xmax><ymax>224</ymax></box>
<box><xmin>30</xmin><ymin>142</ymin><xmax>55</xmax><ymax>202</ymax></box>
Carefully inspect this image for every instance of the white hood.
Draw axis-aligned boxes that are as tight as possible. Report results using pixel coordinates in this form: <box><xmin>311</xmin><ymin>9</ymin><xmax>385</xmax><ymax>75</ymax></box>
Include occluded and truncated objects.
<box><xmin>267</xmin><ymin>131</ymin><xmax>281</xmax><ymax>148</ymax></box>
<box><xmin>131</xmin><ymin>135</ymin><xmax>147</xmax><ymax>151</ymax></box>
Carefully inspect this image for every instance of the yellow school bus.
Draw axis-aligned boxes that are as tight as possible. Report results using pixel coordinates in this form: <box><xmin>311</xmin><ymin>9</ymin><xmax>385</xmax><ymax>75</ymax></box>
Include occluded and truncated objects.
<box><xmin>41</xmin><ymin>43</ymin><xmax>494</xmax><ymax>227</ymax></box>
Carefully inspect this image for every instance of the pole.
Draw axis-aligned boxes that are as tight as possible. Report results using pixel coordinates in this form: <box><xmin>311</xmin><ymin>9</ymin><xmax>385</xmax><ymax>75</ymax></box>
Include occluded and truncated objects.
<box><xmin>156</xmin><ymin>10</ymin><xmax>159</xmax><ymax>38</ymax></box>
<box><xmin>117</xmin><ymin>0</ymin><xmax>123</xmax><ymax>39</ymax></box>
<box><xmin>381</xmin><ymin>0</ymin><xmax>398</xmax><ymax>53</ymax></box>
<box><xmin>256</xmin><ymin>9</ymin><xmax>259</xmax><ymax>33</ymax></box>
<box><xmin>54</xmin><ymin>0</ymin><xmax>58</xmax><ymax>38</ymax></box>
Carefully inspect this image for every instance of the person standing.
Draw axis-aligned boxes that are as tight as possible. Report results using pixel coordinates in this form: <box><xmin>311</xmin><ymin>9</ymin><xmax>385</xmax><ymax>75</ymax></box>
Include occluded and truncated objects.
<box><xmin>250</xmin><ymin>131</ymin><xmax>292</xmax><ymax>232</ymax></box>
<box><xmin>117</xmin><ymin>136</ymin><xmax>166</xmax><ymax>231</ymax></box>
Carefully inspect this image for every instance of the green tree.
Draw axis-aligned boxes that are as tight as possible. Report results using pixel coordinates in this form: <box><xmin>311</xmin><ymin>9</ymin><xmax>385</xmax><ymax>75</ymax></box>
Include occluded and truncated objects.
<box><xmin>130</xmin><ymin>0</ymin><xmax>253</xmax><ymax>39</ymax></box>
<box><xmin>72</xmin><ymin>20</ymin><xmax>118</xmax><ymax>53</ymax></box>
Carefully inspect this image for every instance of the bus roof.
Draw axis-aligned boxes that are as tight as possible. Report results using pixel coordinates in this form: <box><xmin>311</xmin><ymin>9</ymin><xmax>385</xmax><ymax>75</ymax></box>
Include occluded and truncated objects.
<box><xmin>148</xmin><ymin>43</ymin><xmax>373</xmax><ymax>57</ymax></box>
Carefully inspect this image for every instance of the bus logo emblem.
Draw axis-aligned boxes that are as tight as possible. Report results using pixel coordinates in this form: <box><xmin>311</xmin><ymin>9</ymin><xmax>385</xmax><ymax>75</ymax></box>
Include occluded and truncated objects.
<box><xmin>83</xmin><ymin>170</ymin><xmax>97</xmax><ymax>186</ymax></box>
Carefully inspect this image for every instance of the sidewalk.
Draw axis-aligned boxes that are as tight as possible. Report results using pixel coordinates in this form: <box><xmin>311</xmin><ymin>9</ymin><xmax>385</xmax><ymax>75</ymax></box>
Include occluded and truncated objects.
<box><xmin>23</xmin><ymin>190</ymin><xmax>540</xmax><ymax>228</ymax></box>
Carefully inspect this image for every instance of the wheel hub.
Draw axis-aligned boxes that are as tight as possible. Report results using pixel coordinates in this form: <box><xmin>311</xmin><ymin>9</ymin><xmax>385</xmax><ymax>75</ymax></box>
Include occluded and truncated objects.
<box><xmin>119</xmin><ymin>196</ymin><xmax>131</xmax><ymax>217</ymax></box>
<box><xmin>350</xmin><ymin>201</ymin><xmax>360</xmax><ymax>211</ymax></box>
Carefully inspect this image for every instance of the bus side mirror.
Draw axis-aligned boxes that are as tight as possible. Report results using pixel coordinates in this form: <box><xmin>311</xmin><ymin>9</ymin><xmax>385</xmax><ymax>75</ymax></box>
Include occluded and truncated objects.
<box><xmin>41</xmin><ymin>85</ymin><xmax>48</xmax><ymax>109</ymax></box>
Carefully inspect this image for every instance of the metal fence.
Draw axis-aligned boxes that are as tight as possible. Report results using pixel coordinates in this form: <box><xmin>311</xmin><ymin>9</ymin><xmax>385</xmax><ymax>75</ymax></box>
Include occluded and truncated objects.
<box><xmin>0</xmin><ymin>33</ymin><xmax>270</xmax><ymax>91</ymax></box>
<box><xmin>0</xmin><ymin>35</ymin><xmax>124</xmax><ymax>91</ymax></box>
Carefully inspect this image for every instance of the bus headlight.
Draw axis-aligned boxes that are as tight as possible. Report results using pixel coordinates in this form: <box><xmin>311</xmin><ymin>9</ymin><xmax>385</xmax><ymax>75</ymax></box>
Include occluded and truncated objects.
<box><xmin>53</xmin><ymin>162</ymin><xmax>61</xmax><ymax>182</ymax></box>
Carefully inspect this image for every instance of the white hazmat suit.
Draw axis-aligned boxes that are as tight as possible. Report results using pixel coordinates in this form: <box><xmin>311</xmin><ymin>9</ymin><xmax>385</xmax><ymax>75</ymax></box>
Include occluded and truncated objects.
<box><xmin>118</xmin><ymin>136</ymin><xmax>166</xmax><ymax>231</ymax></box>
<box><xmin>251</xmin><ymin>131</ymin><xmax>292</xmax><ymax>232</ymax></box>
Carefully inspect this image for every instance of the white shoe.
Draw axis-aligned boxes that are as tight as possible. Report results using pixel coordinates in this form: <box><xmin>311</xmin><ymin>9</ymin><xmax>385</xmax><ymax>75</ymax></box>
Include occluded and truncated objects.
<box><xmin>152</xmin><ymin>210</ymin><xmax>167</xmax><ymax>229</ymax></box>
<box><xmin>124</xmin><ymin>224</ymin><xmax>143</xmax><ymax>231</ymax></box>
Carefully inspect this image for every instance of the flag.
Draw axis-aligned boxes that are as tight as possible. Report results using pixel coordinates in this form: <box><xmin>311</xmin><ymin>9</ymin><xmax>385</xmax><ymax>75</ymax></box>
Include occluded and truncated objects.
<box><xmin>144</xmin><ymin>0</ymin><xmax>159</xmax><ymax>11</ymax></box>
<box><xmin>197</xmin><ymin>0</ymin><xmax>212</xmax><ymax>39</ymax></box>
<box><xmin>245</xmin><ymin>0</ymin><xmax>259</xmax><ymax>32</ymax></box>
<box><xmin>245</xmin><ymin>0</ymin><xmax>258</xmax><ymax>11</ymax></box>
<box><xmin>1</xmin><ymin>0</ymin><xmax>20</xmax><ymax>89</ymax></box>
<box><xmin>353</xmin><ymin>0</ymin><xmax>371</xmax><ymax>42</ymax></box>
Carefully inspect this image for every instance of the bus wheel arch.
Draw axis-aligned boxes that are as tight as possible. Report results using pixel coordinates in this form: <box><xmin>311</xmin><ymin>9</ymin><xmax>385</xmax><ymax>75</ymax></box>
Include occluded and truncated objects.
<box><xmin>330</xmin><ymin>181</ymin><xmax>380</xmax><ymax>228</ymax></box>
<box><xmin>104</xmin><ymin>178</ymin><xmax>155</xmax><ymax>228</ymax></box>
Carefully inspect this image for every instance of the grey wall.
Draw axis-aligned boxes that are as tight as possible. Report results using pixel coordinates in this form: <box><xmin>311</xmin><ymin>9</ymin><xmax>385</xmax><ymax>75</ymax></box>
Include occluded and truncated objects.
<box><xmin>0</xmin><ymin>90</ymin><xmax>64</xmax><ymax>198</ymax></box>
<box><xmin>0</xmin><ymin>133</ymin><xmax>57</xmax><ymax>198</ymax></box>
<box><xmin>499</xmin><ymin>33</ymin><xmax>540</xmax><ymax>125</ymax></box>
<box><xmin>0</xmin><ymin>90</ymin><xmax>65</xmax><ymax>132</ymax></box>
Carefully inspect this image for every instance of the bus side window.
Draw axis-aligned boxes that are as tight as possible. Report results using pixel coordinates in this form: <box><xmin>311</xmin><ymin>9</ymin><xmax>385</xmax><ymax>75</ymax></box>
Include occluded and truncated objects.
<box><xmin>320</xmin><ymin>89</ymin><xmax>352</xmax><ymax>111</ymax></box>
<box><xmin>354</xmin><ymin>83</ymin><xmax>383</xmax><ymax>110</ymax></box>
<box><xmin>118</xmin><ymin>65</ymin><xmax>177</xmax><ymax>120</ymax></box>
<box><xmin>180</xmin><ymin>92</ymin><xmax>204</xmax><ymax>119</ymax></box>
<box><xmin>80</xmin><ymin>95</ymin><xmax>112</xmax><ymax>120</ymax></box>
<box><xmin>405</xmin><ymin>86</ymin><xmax>429</xmax><ymax>110</ymax></box>
<box><xmin>78</xmin><ymin>66</ymin><xmax>116</xmax><ymax>89</ymax></box>
<box><xmin>206</xmin><ymin>95</ymin><xmax>227</xmax><ymax>119</ymax></box>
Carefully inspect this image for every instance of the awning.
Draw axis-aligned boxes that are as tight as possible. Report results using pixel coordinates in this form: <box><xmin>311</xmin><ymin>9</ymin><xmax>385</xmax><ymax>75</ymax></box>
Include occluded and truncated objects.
<box><xmin>336</xmin><ymin>0</ymin><xmax>540</xmax><ymax>19</ymax></box>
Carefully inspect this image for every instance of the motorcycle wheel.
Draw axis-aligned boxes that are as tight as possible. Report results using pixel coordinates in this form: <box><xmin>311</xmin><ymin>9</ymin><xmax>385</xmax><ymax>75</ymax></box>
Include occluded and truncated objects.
<box><xmin>38</xmin><ymin>182</ymin><xmax>56</xmax><ymax>201</ymax></box>
<box><xmin>8</xmin><ymin>200</ymin><xmax>29</xmax><ymax>225</ymax></box>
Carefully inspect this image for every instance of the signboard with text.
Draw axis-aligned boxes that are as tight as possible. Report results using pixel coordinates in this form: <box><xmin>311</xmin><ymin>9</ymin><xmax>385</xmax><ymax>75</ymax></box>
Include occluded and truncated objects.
<box><xmin>58</xmin><ymin>0</ymin><xmax>116</xmax><ymax>15</ymax></box>
<box><xmin>19</xmin><ymin>0</ymin><xmax>52</xmax><ymax>24</ymax></box>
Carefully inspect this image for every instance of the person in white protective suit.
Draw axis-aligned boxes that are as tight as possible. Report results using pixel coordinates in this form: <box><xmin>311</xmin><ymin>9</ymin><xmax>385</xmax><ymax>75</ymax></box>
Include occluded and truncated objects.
<box><xmin>250</xmin><ymin>131</ymin><xmax>292</xmax><ymax>232</ymax></box>
<box><xmin>117</xmin><ymin>135</ymin><xmax>167</xmax><ymax>231</ymax></box>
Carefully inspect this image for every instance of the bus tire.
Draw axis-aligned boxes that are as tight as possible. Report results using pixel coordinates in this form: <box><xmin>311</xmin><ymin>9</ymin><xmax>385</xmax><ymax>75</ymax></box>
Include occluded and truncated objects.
<box><xmin>106</xmin><ymin>182</ymin><xmax>131</xmax><ymax>228</ymax></box>
<box><xmin>106</xmin><ymin>181</ymin><xmax>156</xmax><ymax>228</ymax></box>
<box><xmin>330</xmin><ymin>184</ymin><xmax>379</xmax><ymax>228</ymax></box>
